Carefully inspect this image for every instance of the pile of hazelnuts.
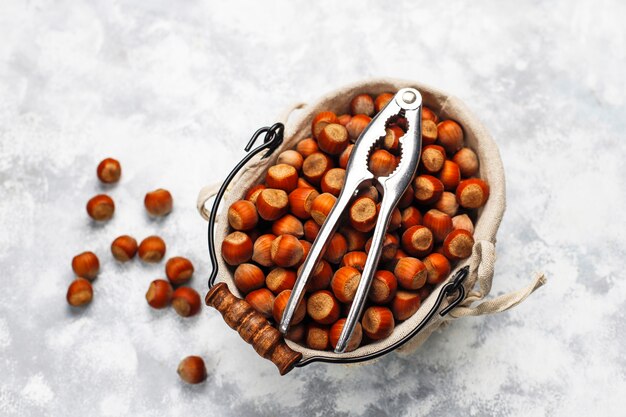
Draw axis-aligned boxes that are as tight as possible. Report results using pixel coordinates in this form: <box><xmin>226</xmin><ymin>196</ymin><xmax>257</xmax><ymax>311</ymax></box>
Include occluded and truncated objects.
<box><xmin>66</xmin><ymin>159</ymin><xmax>206</xmax><ymax>384</ymax></box>
<box><xmin>221</xmin><ymin>92</ymin><xmax>489</xmax><ymax>352</ymax></box>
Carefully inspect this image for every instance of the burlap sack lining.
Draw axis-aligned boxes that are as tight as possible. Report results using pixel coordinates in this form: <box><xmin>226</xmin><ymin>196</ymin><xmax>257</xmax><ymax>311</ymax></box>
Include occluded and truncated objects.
<box><xmin>199</xmin><ymin>78</ymin><xmax>545</xmax><ymax>361</ymax></box>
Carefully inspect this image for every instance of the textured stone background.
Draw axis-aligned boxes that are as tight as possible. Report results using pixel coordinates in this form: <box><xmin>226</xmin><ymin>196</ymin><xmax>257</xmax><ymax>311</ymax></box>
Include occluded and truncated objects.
<box><xmin>1</xmin><ymin>1</ymin><xmax>625</xmax><ymax>416</ymax></box>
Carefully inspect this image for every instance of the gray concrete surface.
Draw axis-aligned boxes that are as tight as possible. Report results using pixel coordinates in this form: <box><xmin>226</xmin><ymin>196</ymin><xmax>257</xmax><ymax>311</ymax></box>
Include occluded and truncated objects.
<box><xmin>1</xmin><ymin>1</ymin><xmax>625</xmax><ymax>416</ymax></box>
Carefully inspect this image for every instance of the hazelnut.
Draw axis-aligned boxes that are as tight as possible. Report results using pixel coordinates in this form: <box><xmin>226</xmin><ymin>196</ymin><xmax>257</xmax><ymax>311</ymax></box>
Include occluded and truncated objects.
<box><xmin>420</xmin><ymin>145</ymin><xmax>446</xmax><ymax>174</ymax></box>
<box><xmin>452</xmin><ymin>148</ymin><xmax>479</xmax><ymax>177</ymax></box>
<box><xmin>437</xmin><ymin>160</ymin><xmax>461</xmax><ymax>191</ymax></box>
<box><xmin>349</xmin><ymin>196</ymin><xmax>377</xmax><ymax>232</ymax></box>
<box><xmin>96</xmin><ymin>158</ymin><xmax>121</xmax><ymax>183</ymax></box>
<box><xmin>422</xmin><ymin>107</ymin><xmax>439</xmax><ymax>123</ymax></box>
<box><xmin>288</xmin><ymin>187</ymin><xmax>319</xmax><ymax>219</ymax></box>
<box><xmin>369</xmin><ymin>149</ymin><xmax>397</xmax><ymax>177</ymax></box>
<box><xmin>306</xmin><ymin>324</ymin><xmax>331</xmax><ymax>350</ymax></box>
<box><xmin>423</xmin><ymin>253</ymin><xmax>451</xmax><ymax>285</ymax></box>
<box><xmin>266</xmin><ymin>164</ymin><xmax>299</xmax><ymax>193</ymax></box>
<box><xmin>330</xmin><ymin>318</ymin><xmax>362</xmax><ymax>352</ymax></box>
<box><xmin>270</xmin><ymin>235</ymin><xmax>304</xmax><ymax>268</ymax></box>
<box><xmin>302</xmin><ymin>260</ymin><xmax>333</xmax><ymax>292</ymax></box>
<box><xmin>71</xmin><ymin>251</ymin><xmax>100</xmax><ymax>280</ymax></box>
<box><xmin>401</xmin><ymin>225</ymin><xmax>433</xmax><ymax>258</ymax></box>
<box><xmin>271</xmin><ymin>214</ymin><xmax>304</xmax><ymax>238</ymax></box>
<box><xmin>452</xmin><ymin>214</ymin><xmax>474</xmax><ymax>234</ymax></box>
<box><xmin>383</xmin><ymin>126</ymin><xmax>404</xmax><ymax>151</ymax></box>
<box><xmin>277</xmin><ymin>150</ymin><xmax>304</xmax><ymax>171</ymax></box>
<box><xmin>296</xmin><ymin>138</ymin><xmax>319</xmax><ymax>158</ymax></box>
<box><xmin>341</xmin><ymin>227</ymin><xmax>367</xmax><ymax>251</ymax></box>
<box><xmin>421</xmin><ymin>120</ymin><xmax>438</xmax><ymax>145</ymax></box>
<box><xmin>245</xmin><ymin>288</ymin><xmax>275</xmax><ymax>318</ymax></box>
<box><xmin>318</xmin><ymin>123</ymin><xmax>349</xmax><ymax>155</ymax></box>
<box><xmin>321</xmin><ymin>168</ymin><xmax>346</xmax><ymax>196</ymax></box>
<box><xmin>86</xmin><ymin>194</ymin><xmax>115</xmax><ymax>221</ymax></box>
<box><xmin>423</xmin><ymin>209</ymin><xmax>453</xmax><ymax>243</ymax></box>
<box><xmin>437</xmin><ymin>120</ymin><xmax>464</xmax><ymax>154</ymax></box>
<box><xmin>401</xmin><ymin>207</ymin><xmax>422</xmax><ymax>231</ymax></box>
<box><xmin>413</xmin><ymin>175</ymin><xmax>444</xmax><ymax>205</ymax></box>
<box><xmin>338</xmin><ymin>144</ymin><xmax>354</xmax><ymax>169</ymax></box>
<box><xmin>374</xmin><ymin>93</ymin><xmax>394</xmax><ymax>112</ymax></box>
<box><xmin>368</xmin><ymin>270</ymin><xmax>398</xmax><ymax>304</ymax></box>
<box><xmin>365</xmin><ymin>233</ymin><xmax>399</xmax><ymax>262</ymax></box>
<box><xmin>256</xmin><ymin>188</ymin><xmax>289</xmax><ymax>221</ymax></box>
<box><xmin>310</xmin><ymin>193</ymin><xmax>336</xmax><ymax>226</ymax></box>
<box><xmin>331</xmin><ymin>266</ymin><xmax>361</xmax><ymax>303</ymax></box>
<box><xmin>307</xmin><ymin>290</ymin><xmax>340</xmax><ymax>325</ymax></box>
<box><xmin>361</xmin><ymin>306</ymin><xmax>395</xmax><ymax>340</ymax></box>
<box><xmin>434</xmin><ymin>191</ymin><xmax>459</xmax><ymax>218</ymax></box>
<box><xmin>251</xmin><ymin>234</ymin><xmax>276</xmax><ymax>267</ymax></box>
<box><xmin>394</xmin><ymin>257</ymin><xmax>427</xmax><ymax>290</ymax></box>
<box><xmin>350</xmin><ymin>94</ymin><xmax>375</xmax><ymax>116</ymax></box>
<box><xmin>145</xmin><ymin>279</ymin><xmax>173</xmax><ymax>309</ymax></box>
<box><xmin>285</xmin><ymin>323</ymin><xmax>306</xmax><ymax>343</ymax></box>
<box><xmin>442</xmin><ymin>229</ymin><xmax>474</xmax><ymax>261</ymax></box>
<box><xmin>66</xmin><ymin>278</ymin><xmax>93</xmax><ymax>307</ymax></box>
<box><xmin>272</xmin><ymin>290</ymin><xmax>306</xmax><ymax>325</ymax></box>
<box><xmin>266</xmin><ymin>267</ymin><xmax>297</xmax><ymax>294</ymax></box>
<box><xmin>391</xmin><ymin>290</ymin><xmax>421</xmax><ymax>321</ymax></box>
<box><xmin>233</xmin><ymin>263</ymin><xmax>265</xmax><ymax>294</ymax></box>
<box><xmin>177</xmin><ymin>356</ymin><xmax>207</xmax><ymax>384</ymax></box>
<box><xmin>165</xmin><ymin>256</ymin><xmax>194</xmax><ymax>285</ymax></box>
<box><xmin>311</xmin><ymin>111</ymin><xmax>339</xmax><ymax>139</ymax></box>
<box><xmin>172</xmin><ymin>287</ymin><xmax>201</xmax><ymax>317</ymax></box>
<box><xmin>323</xmin><ymin>233</ymin><xmax>348</xmax><ymax>264</ymax></box>
<box><xmin>456</xmin><ymin>178</ymin><xmax>490</xmax><ymax>209</ymax></box>
<box><xmin>227</xmin><ymin>200</ymin><xmax>258</xmax><ymax>231</ymax></box>
<box><xmin>340</xmin><ymin>251</ymin><xmax>367</xmax><ymax>272</ymax></box>
<box><xmin>138</xmin><ymin>236</ymin><xmax>167</xmax><ymax>263</ymax></box>
<box><xmin>144</xmin><ymin>189</ymin><xmax>173</xmax><ymax>217</ymax></box>
<box><xmin>245</xmin><ymin>184</ymin><xmax>266</xmax><ymax>204</ymax></box>
<box><xmin>110</xmin><ymin>235</ymin><xmax>138</xmax><ymax>262</ymax></box>
<box><xmin>302</xmin><ymin>152</ymin><xmax>334</xmax><ymax>185</ymax></box>
<box><xmin>346</xmin><ymin>114</ymin><xmax>371</xmax><ymax>141</ymax></box>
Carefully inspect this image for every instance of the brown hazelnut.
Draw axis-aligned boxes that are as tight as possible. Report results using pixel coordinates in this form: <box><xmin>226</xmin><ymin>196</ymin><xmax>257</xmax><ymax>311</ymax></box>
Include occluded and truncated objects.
<box><xmin>144</xmin><ymin>189</ymin><xmax>173</xmax><ymax>217</ymax></box>
<box><xmin>86</xmin><ymin>194</ymin><xmax>115</xmax><ymax>221</ymax></box>
<box><xmin>165</xmin><ymin>256</ymin><xmax>194</xmax><ymax>285</ymax></box>
<box><xmin>145</xmin><ymin>279</ymin><xmax>173</xmax><ymax>309</ymax></box>
<box><xmin>138</xmin><ymin>236</ymin><xmax>167</xmax><ymax>263</ymax></box>
<box><xmin>110</xmin><ymin>235</ymin><xmax>138</xmax><ymax>262</ymax></box>
<box><xmin>96</xmin><ymin>158</ymin><xmax>121</xmax><ymax>183</ymax></box>
<box><xmin>66</xmin><ymin>278</ymin><xmax>93</xmax><ymax>307</ymax></box>
<box><xmin>172</xmin><ymin>287</ymin><xmax>201</xmax><ymax>317</ymax></box>
<box><xmin>71</xmin><ymin>251</ymin><xmax>100</xmax><ymax>280</ymax></box>
<box><xmin>177</xmin><ymin>356</ymin><xmax>207</xmax><ymax>384</ymax></box>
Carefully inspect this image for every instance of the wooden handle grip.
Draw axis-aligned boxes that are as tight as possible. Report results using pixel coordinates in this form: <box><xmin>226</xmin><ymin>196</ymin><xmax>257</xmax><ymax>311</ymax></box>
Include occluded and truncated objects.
<box><xmin>205</xmin><ymin>282</ymin><xmax>302</xmax><ymax>375</ymax></box>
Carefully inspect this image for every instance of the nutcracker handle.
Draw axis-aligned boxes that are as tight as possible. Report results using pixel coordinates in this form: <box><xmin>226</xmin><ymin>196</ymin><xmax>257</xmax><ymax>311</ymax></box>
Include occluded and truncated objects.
<box><xmin>205</xmin><ymin>282</ymin><xmax>302</xmax><ymax>375</ymax></box>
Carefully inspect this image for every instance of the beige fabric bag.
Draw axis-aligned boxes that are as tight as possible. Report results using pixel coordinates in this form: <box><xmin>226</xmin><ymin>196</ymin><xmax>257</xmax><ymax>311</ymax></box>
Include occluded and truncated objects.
<box><xmin>197</xmin><ymin>78</ymin><xmax>546</xmax><ymax>363</ymax></box>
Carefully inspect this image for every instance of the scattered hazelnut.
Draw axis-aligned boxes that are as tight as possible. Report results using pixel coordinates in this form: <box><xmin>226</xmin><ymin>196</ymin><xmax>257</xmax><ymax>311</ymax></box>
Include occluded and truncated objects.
<box><xmin>144</xmin><ymin>189</ymin><xmax>173</xmax><ymax>217</ymax></box>
<box><xmin>72</xmin><ymin>251</ymin><xmax>100</xmax><ymax>280</ymax></box>
<box><xmin>96</xmin><ymin>158</ymin><xmax>121</xmax><ymax>183</ymax></box>
<box><xmin>66</xmin><ymin>278</ymin><xmax>93</xmax><ymax>307</ymax></box>
<box><xmin>86</xmin><ymin>194</ymin><xmax>115</xmax><ymax>221</ymax></box>
<box><xmin>138</xmin><ymin>236</ymin><xmax>167</xmax><ymax>263</ymax></box>
<box><xmin>145</xmin><ymin>279</ymin><xmax>173</xmax><ymax>309</ymax></box>
<box><xmin>165</xmin><ymin>256</ymin><xmax>195</xmax><ymax>285</ymax></box>
<box><xmin>110</xmin><ymin>235</ymin><xmax>138</xmax><ymax>262</ymax></box>
<box><xmin>172</xmin><ymin>287</ymin><xmax>201</xmax><ymax>317</ymax></box>
<box><xmin>177</xmin><ymin>356</ymin><xmax>207</xmax><ymax>384</ymax></box>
